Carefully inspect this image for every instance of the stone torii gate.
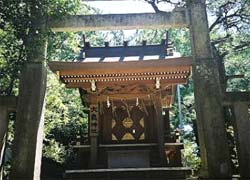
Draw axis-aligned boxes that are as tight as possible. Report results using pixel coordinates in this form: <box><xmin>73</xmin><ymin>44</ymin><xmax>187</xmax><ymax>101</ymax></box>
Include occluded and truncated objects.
<box><xmin>10</xmin><ymin>0</ymin><xmax>249</xmax><ymax>179</ymax></box>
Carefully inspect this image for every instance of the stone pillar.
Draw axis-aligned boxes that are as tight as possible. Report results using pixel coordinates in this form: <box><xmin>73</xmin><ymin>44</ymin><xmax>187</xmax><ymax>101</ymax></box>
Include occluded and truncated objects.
<box><xmin>10</xmin><ymin>62</ymin><xmax>47</xmax><ymax>180</ymax></box>
<box><xmin>187</xmin><ymin>0</ymin><xmax>231</xmax><ymax>178</ymax></box>
<box><xmin>233</xmin><ymin>102</ymin><xmax>250</xmax><ymax>178</ymax></box>
<box><xmin>0</xmin><ymin>107</ymin><xmax>7</xmax><ymax>180</ymax></box>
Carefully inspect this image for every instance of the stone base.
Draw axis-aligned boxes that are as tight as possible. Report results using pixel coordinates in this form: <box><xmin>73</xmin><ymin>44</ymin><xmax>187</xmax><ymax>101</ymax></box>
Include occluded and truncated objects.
<box><xmin>64</xmin><ymin>167</ymin><xmax>192</xmax><ymax>180</ymax></box>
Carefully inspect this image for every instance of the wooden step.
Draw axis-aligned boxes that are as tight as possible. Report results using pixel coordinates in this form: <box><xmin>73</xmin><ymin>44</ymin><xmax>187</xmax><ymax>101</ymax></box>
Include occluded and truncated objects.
<box><xmin>64</xmin><ymin>167</ymin><xmax>192</xmax><ymax>180</ymax></box>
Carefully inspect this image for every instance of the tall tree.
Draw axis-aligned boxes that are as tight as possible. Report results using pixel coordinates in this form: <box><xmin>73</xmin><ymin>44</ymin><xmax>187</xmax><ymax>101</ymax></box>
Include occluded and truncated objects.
<box><xmin>144</xmin><ymin>0</ymin><xmax>250</xmax><ymax>88</ymax></box>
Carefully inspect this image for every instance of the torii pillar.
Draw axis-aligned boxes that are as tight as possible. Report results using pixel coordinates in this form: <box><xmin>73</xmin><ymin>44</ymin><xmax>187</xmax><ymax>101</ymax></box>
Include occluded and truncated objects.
<box><xmin>187</xmin><ymin>0</ymin><xmax>231</xmax><ymax>178</ymax></box>
<box><xmin>9</xmin><ymin>19</ymin><xmax>47</xmax><ymax>179</ymax></box>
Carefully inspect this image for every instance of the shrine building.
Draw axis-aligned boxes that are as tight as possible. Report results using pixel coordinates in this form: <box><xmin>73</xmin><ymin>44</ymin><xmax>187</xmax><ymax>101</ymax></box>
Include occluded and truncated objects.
<box><xmin>49</xmin><ymin>33</ymin><xmax>193</xmax><ymax>179</ymax></box>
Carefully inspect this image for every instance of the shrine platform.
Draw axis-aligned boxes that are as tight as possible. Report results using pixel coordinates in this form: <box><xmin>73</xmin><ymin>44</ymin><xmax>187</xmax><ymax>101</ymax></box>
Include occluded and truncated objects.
<box><xmin>64</xmin><ymin>167</ymin><xmax>192</xmax><ymax>180</ymax></box>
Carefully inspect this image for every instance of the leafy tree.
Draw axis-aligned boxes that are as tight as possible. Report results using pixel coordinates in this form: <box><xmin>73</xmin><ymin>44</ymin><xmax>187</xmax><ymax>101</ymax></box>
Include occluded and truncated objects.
<box><xmin>207</xmin><ymin>0</ymin><xmax>250</xmax><ymax>92</ymax></box>
<box><xmin>0</xmin><ymin>0</ymin><xmax>87</xmax><ymax>176</ymax></box>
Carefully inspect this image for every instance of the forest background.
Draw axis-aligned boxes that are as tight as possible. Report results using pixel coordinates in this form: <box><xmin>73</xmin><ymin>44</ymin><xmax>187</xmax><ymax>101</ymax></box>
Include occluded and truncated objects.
<box><xmin>0</xmin><ymin>0</ymin><xmax>249</xmax><ymax>178</ymax></box>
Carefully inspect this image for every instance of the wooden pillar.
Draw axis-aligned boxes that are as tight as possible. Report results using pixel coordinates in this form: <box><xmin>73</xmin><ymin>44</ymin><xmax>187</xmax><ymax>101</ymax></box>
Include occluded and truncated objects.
<box><xmin>163</xmin><ymin>108</ymin><xmax>171</xmax><ymax>142</ymax></box>
<box><xmin>89</xmin><ymin>103</ymin><xmax>99</xmax><ymax>168</ymax></box>
<box><xmin>187</xmin><ymin>0</ymin><xmax>231</xmax><ymax>178</ymax></box>
<box><xmin>233</xmin><ymin>102</ymin><xmax>250</xmax><ymax>178</ymax></box>
<box><xmin>89</xmin><ymin>136</ymin><xmax>98</xmax><ymax>168</ymax></box>
<box><xmin>154</xmin><ymin>93</ymin><xmax>166</xmax><ymax>166</ymax></box>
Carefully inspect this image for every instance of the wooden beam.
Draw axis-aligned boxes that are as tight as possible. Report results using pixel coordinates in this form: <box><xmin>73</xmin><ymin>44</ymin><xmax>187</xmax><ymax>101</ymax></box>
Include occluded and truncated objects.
<box><xmin>62</xmin><ymin>73</ymin><xmax>189</xmax><ymax>82</ymax></box>
<box><xmin>226</xmin><ymin>75</ymin><xmax>245</xmax><ymax>81</ymax></box>
<box><xmin>49</xmin><ymin>11</ymin><xmax>188</xmax><ymax>32</ymax></box>
<box><xmin>82</xmin><ymin>45</ymin><xmax>167</xmax><ymax>58</ymax></box>
<box><xmin>66</xmin><ymin>79</ymin><xmax>187</xmax><ymax>88</ymax></box>
<box><xmin>224</xmin><ymin>92</ymin><xmax>250</xmax><ymax>105</ymax></box>
<box><xmin>62</xmin><ymin>73</ymin><xmax>189</xmax><ymax>91</ymax></box>
<box><xmin>83</xmin><ymin>93</ymin><xmax>172</xmax><ymax>103</ymax></box>
<box><xmin>81</xmin><ymin>81</ymin><xmax>172</xmax><ymax>95</ymax></box>
<box><xmin>73</xmin><ymin>80</ymin><xmax>173</xmax><ymax>90</ymax></box>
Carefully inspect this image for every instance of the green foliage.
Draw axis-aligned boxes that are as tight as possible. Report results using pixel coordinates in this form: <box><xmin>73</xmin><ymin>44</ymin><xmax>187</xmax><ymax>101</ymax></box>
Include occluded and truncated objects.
<box><xmin>47</xmin><ymin>31</ymin><xmax>105</xmax><ymax>62</ymax></box>
<box><xmin>0</xmin><ymin>0</ymin><xmax>83</xmax><ymax>95</ymax></box>
<box><xmin>169</xmin><ymin>29</ymin><xmax>191</xmax><ymax>56</ymax></box>
<box><xmin>43</xmin><ymin>139</ymin><xmax>67</xmax><ymax>163</ymax></box>
<box><xmin>182</xmin><ymin>141</ymin><xmax>201</xmax><ymax>170</ymax></box>
<box><xmin>48</xmin><ymin>0</ymin><xmax>81</xmax><ymax>16</ymax></box>
<box><xmin>0</xmin><ymin>0</ymin><xmax>88</xmax><ymax>167</ymax></box>
<box><xmin>225</xmin><ymin>48</ymin><xmax>250</xmax><ymax>92</ymax></box>
<box><xmin>208</xmin><ymin>0</ymin><xmax>250</xmax><ymax>91</ymax></box>
<box><xmin>170</xmin><ymin>81</ymin><xmax>201</xmax><ymax>170</ymax></box>
<box><xmin>0</xmin><ymin>27</ymin><xmax>23</xmax><ymax>95</ymax></box>
<box><xmin>43</xmin><ymin>71</ymin><xmax>88</xmax><ymax>162</ymax></box>
<box><xmin>130</xmin><ymin>28</ymin><xmax>191</xmax><ymax>56</ymax></box>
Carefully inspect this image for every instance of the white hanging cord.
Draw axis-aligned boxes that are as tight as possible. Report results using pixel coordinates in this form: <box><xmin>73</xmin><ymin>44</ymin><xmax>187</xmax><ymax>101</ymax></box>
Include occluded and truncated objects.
<box><xmin>156</xmin><ymin>78</ymin><xmax>160</xmax><ymax>89</ymax></box>
<box><xmin>91</xmin><ymin>80</ymin><xmax>96</xmax><ymax>92</ymax></box>
<box><xmin>107</xmin><ymin>96</ymin><xmax>111</xmax><ymax>108</ymax></box>
<box><xmin>136</xmin><ymin>97</ymin><xmax>139</xmax><ymax>106</ymax></box>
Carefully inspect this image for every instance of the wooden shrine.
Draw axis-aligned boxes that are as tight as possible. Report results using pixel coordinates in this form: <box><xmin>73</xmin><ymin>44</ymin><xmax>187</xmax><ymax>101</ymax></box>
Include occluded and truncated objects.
<box><xmin>49</xmin><ymin>34</ymin><xmax>192</xmax><ymax>178</ymax></box>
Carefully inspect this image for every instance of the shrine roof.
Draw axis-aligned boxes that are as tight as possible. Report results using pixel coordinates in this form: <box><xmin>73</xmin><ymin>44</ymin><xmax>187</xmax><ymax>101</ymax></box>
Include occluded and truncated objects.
<box><xmin>49</xmin><ymin>56</ymin><xmax>191</xmax><ymax>76</ymax></box>
<box><xmin>77</xmin><ymin>52</ymin><xmax>181</xmax><ymax>63</ymax></box>
<box><xmin>48</xmin><ymin>34</ymin><xmax>192</xmax><ymax>107</ymax></box>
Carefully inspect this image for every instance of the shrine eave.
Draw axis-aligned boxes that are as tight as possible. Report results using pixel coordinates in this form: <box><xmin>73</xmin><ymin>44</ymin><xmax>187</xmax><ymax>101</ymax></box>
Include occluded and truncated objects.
<box><xmin>49</xmin><ymin>57</ymin><xmax>192</xmax><ymax>76</ymax></box>
<box><xmin>48</xmin><ymin>57</ymin><xmax>192</xmax><ymax>107</ymax></box>
<box><xmin>48</xmin><ymin>57</ymin><xmax>192</xmax><ymax>93</ymax></box>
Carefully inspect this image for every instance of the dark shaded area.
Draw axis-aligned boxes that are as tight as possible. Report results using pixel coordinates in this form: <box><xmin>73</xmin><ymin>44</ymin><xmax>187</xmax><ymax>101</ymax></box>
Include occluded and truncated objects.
<box><xmin>41</xmin><ymin>157</ymin><xmax>64</xmax><ymax>180</ymax></box>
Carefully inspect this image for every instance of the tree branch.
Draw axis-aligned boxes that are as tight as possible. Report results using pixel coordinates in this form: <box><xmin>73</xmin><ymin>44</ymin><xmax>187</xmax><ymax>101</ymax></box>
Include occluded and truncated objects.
<box><xmin>145</xmin><ymin>0</ymin><xmax>185</xmax><ymax>13</ymax></box>
<box><xmin>145</xmin><ymin>0</ymin><xmax>162</xmax><ymax>13</ymax></box>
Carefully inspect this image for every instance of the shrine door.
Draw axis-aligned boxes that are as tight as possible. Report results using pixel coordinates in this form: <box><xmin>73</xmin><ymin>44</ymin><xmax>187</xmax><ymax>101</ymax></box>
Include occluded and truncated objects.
<box><xmin>100</xmin><ymin>102</ymin><xmax>156</xmax><ymax>144</ymax></box>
